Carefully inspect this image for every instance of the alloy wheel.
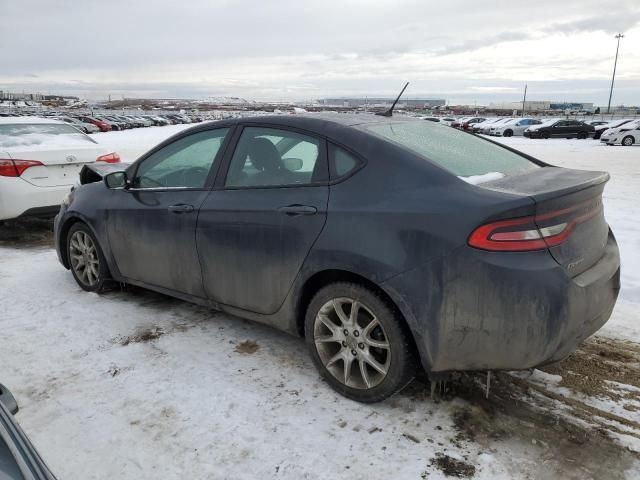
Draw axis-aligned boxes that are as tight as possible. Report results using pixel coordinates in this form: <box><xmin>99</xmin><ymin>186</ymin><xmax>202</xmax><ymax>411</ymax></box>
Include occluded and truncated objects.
<box><xmin>69</xmin><ymin>230</ymin><xmax>100</xmax><ymax>286</ymax></box>
<box><xmin>313</xmin><ymin>298</ymin><xmax>391</xmax><ymax>389</ymax></box>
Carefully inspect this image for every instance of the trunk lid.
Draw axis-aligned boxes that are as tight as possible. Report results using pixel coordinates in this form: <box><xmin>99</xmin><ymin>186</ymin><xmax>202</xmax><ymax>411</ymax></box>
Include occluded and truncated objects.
<box><xmin>485</xmin><ymin>167</ymin><xmax>610</xmax><ymax>276</ymax></box>
<box><xmin>6</xmin><ymin>145</ymin><xmax>107</xmax><ymax>187</ymax></box>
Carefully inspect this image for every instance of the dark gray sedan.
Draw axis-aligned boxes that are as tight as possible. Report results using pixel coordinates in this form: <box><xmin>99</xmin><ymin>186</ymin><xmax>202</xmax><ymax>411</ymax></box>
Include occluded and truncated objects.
<box><xmin>54</xmin><ymin>114</ymin><xmax>620</xmax><ymax>402</ymax></box>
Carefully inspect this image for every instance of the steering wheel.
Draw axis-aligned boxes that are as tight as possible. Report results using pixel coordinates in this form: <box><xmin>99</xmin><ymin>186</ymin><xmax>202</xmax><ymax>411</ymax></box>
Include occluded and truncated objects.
<box><xmin>137</xmin><ymin>175</ymin><xmax>165</xmax><ymax>188</ymax></box>
<box><xmin>180</xmin><ymin>167</ymin><xmax>210</xmax><ymax>187</ymax></box>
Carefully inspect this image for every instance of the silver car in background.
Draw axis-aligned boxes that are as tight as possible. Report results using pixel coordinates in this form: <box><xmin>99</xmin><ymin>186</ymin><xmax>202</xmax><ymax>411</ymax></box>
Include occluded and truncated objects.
<box><xmin>491</xmin><ymin>118</ymin><xmax>542</xmax><ymax>137</ymax></box>
<box><xmin>477</xmin><ymin>117</ymin><xmax>516</xmax><ymax>134</ymax></box>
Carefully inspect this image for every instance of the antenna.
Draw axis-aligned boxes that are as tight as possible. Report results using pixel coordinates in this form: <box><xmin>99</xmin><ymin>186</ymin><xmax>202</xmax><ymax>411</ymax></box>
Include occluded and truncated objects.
<box><xmin>376</xmin><ymin>82</ymin><xmax>409</xmax><ymax>117</ymax></box>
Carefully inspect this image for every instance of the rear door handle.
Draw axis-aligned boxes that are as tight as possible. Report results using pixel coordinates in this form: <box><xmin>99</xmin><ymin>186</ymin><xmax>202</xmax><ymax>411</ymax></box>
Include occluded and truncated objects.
<box><xmin>278</xmin><ymin>205</ymin><xmax>318</xmax><ymax>216</ymax></box>
<box><xmin>168</xmin><ymin>204</ymin><xmax>194</xmax><ymax>214</ymax></box>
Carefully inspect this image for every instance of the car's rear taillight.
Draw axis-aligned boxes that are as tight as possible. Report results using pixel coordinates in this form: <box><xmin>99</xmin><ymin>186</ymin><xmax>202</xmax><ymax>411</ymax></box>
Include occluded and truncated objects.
<box><xmin>96</xmin><ymin>152</ymin><xmax>121</xmax><ymax>163</ymax></box>
<box><xmin>468</xmin><ymin>199</ymin><xmax>603</xmax><ymax>251</ymax></box>
<box><xmin>0</xmin><ymin>159</ymin><xmax>44</xmax><ymax>177</ymax></box>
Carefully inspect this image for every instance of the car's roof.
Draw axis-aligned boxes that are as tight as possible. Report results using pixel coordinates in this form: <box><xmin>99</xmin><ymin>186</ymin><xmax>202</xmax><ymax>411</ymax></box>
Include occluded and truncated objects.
<box><xmin>0</xmin><ymin>116</ymin><xmax>66</xmax><ymax>125</ymax></box>
<box><xmin>206</xmin><ymin>112</ymin><xmax>423</xmax><ymax>135</ymax></box>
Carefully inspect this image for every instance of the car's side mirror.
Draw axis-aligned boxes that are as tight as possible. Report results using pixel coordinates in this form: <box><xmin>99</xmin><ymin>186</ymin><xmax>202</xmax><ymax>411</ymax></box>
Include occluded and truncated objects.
<box><xmin>0</xmin><ymin>384</ymin><xmax>19</xmax><ymax>415</ymax></box>
<box><xmin>105</xmin><ymin>171</ymin><xmax>128</xmax><ymax>189</ymax></box>
<box><xmin>283</xmin><ymin>158</ymin><xmax>303</xmax><ymax>171</ymax></box>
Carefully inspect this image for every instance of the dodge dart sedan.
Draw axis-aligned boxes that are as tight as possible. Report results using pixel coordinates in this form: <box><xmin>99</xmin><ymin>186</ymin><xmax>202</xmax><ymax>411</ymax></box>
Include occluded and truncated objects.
<box><xmin>54</xmin><ymin>114</ymin><xmax>620</xmax><ymax>402</ymax></box>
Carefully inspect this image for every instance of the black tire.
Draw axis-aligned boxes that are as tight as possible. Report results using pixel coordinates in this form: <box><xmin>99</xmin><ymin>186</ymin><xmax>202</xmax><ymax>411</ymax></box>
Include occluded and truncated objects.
<box><xmin>542</xmin><ymin>131</ymin><xmax>550</xmax><ymax>139</ymax></box>
<box><xmin>67</xmin><ymin>222</ymin><xmax>111</xmax><ymax>292</ymax></box>
<box><xmin>578</xmin><ymin>131</ymin><xmax>588</xmax><ymax>139</ymax></box>
<box><xmin>305</xmin><ymin>282</ymin><xmax>417</xmax><ymax>403</ymax></box>
<box><xmin>503</xmin><ymin>129</ymin><xmax>513</xmax><ymax>137</ymax></box>
<box><xmin>622</xmin><ymin>135</ymin><xmax>635</xmax><ymax>147</ymax></box>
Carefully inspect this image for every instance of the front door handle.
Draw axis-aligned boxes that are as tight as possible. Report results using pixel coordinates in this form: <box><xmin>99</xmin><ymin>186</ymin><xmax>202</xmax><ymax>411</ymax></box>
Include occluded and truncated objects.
<box><xmin>168</xmin><ymin>204</ymin><xmax>194</xmax><ymax>214</ymax></box>
<box><xmin>278</xmin><ymin>204</ymin><xmax>318</xmax><ymax>216</ymax></box>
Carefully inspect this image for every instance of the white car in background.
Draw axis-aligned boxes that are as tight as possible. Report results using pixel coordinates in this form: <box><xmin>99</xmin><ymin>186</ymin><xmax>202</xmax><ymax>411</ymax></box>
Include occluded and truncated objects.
<box><xmin>0</xmin><ymin>117</ymin><xmax>119</xmax><ymax>221</ymax></box>
<box><xmin>491</xmin><ymin>118</ymin><xmax>543</xmax><ymax>137</ymax></box>
<box><xmin>593</xmin><ymin>118</ymin><xmax>635</xmax><ymax>139</ymax></box>
<box><xmin>469</xmin><ymin>117</ymin><xmax>499</xmax><ymax>134</ymax></box>
<box><xmin>600</xmin><ymin>119</ymin><xmax>640</xmax><ymax>146</ymax></box>
<box><xmin>475</xmin><ymin>117</ymin><xmax>514</xmax><ymax>134</ymax></box>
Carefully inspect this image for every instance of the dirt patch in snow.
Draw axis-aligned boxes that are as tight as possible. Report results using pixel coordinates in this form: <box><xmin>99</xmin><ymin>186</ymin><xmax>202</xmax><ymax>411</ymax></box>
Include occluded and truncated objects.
<box><xmin>119</xmin><ymin>327</ymin><xmax>166</xmax><ymax>345</ymax></box>
<box><xmin>112</xmin><ymin>322</ymin><xmax>197</xmax><ymax>348</ymax></box>
<box><xmin>428</xmin><ymin>453</ymin><xmax>476</xmax><ymax>478</ymax></box>
<box><xmin>234</xmin><ymin>340</ymin><xmax>260</xmax><ymax>355</ymax></box>
<box><xmin>541</xmin><ymin>336</ymin><xmax>640</xmax><ymax>401</ymax></box>
<box><xmin>0</xmin><ymin>217</ymin><xmax>54</xmax><ymax>248</ymax></box>
<box><xmin>407</xmin><ymin>343</ymin><xmax>640</xmax><ymax>479</ymax></box>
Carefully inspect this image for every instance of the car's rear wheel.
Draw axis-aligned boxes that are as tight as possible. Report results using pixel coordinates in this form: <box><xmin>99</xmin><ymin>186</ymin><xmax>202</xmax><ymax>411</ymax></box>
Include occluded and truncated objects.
<box><xmin>305</xmin><ymin>282</ymin><xmax>416</xmax><ymax>402</ymax></box>
<box><xmin>622</xmin><ymin>135</ymin><xmax>635</xmax><ymax>147</ymax></box>
<box><xmin>503</xmin><ymin>129</ymin><xmax>513</xmax><ymax>137</ymax></box>
<box><xmin>67</xmin><ymin>223</ymin><xmax>110</xmax><ymax>292</ymax></box>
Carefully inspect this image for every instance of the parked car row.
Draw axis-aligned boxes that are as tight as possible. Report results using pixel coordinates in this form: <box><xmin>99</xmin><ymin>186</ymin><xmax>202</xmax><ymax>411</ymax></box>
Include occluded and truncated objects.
<box><xmin>7</xmin><ymin>111</ymin><xmax>205</xmax><ymax>134</ymax></box>
<box><xmin>423</xmin><ymin>114</ymin><xmax>638</xmax><ymax>145</ymax></box>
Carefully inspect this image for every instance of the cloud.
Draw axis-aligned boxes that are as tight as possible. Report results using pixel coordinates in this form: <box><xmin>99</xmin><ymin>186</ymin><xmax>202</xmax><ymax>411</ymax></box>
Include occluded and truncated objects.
<box><xmin>437</xmin><ymin>31</ymin><xmax>533</xmax><ymax>56</ymax></box>
<box><xmin>1</xmin><ymin>0</ymin><xmax>639</xmax><ymax>104</ymax></box>
<box><xmin>547</xmin><ymin>9</ymin><xmax>640</xmax><ymax>35</ymax></box>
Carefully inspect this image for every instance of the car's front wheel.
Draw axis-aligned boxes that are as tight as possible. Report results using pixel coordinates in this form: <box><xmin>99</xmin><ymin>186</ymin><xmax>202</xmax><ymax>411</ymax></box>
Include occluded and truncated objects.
<box><xmin>305</xmin><ymin>282</ymin><xmax>416</xmax><ymax>403</ymax></box>
<box><xmin>503</xmin><ymin>129</ymin><xmax>513</xmax><ymax>137</ymax></box>
<box><xmin>622</xmin><ymin>135</ymin><xmax>635</xmax><ymax>147</ymax></box>
<box><xmin>67</xmin><ymin>223</ymin><xmax>110</xmax><ymax>292</ymax></box>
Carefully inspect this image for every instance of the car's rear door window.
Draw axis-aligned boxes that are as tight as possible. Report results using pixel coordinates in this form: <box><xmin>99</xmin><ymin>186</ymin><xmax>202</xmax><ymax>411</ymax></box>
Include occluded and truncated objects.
<box><xmin>225</xmin><ymin>127</ymin><xmax>326</xmax><ymax>187</ymax></box>
<box><xmin>363</xmin><ymin>121</ymin><xmax>539</xmax><ymax>179</ymax></box>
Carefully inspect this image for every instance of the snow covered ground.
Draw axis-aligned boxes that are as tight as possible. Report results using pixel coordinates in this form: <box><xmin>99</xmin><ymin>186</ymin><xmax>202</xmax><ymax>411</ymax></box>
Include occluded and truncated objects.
<box><xmin>1</xmin><ymin>124</ymin><xmax>639</xmax><ymax>479</ymax></box>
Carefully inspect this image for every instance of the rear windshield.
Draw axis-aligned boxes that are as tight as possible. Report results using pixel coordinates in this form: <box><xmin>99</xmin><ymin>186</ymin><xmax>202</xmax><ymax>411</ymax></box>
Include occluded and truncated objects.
<box><xmin>0</xmin><ymin>123</ymin><xmax>96</xmax><ymax>148</ymax></box>
<box><xmin>362</xmin><ymin>121</ymin><xmax>538</xmax><ymax>182</ymax></box>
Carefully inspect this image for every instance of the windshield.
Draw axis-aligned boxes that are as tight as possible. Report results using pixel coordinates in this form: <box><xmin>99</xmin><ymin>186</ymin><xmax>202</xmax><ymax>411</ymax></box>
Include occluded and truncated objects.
<box><xmin>362</xmin><ymin>121</ymin><xmax>539</xmax><ymax>179</ymax></box>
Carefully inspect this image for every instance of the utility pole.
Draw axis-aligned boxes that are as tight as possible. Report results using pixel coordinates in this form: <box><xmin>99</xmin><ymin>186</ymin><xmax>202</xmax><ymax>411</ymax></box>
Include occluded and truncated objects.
<box><xmin>521</xmin><ymin>84</ymin><xmax>527</xmax><ymax>117</ymax></box>
<box><xmin>607</xmin><ymin>33</ymin><xmax>624</xmax><ymax>114</ymax></box>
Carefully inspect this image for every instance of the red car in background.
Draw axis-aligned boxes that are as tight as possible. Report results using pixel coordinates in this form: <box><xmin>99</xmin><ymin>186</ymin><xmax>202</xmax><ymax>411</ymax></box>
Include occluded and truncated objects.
<box><xmin>77</xmin><ymin>115</ymin><xmax>112</xmax><ymax>132</ymax></box>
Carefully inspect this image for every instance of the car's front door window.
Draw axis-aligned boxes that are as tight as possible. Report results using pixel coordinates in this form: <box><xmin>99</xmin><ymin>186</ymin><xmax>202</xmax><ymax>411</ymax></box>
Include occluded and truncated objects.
<box><xmin>133</xmin><ymin>128</ymin><xmax>229</xmax><ymax>189</ymax></box>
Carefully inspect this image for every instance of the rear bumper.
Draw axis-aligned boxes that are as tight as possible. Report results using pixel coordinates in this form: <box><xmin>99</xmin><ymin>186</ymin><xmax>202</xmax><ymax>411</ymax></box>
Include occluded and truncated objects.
<box><xmin>382</xmin><ymin>230</ymin><xmax>620</xmax><ymax>373</ymax></box>
<box><xmin>0</xmin><ymin>177</ymin><xmax>69</xmax><ymax>221</ymax></box>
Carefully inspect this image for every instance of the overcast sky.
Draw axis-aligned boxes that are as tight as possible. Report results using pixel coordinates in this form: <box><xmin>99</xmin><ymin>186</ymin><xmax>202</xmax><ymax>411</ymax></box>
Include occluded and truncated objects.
<box><xmin>1</xmin><ymin>0</ymin><xmax>639</xmax><ymax>105</ymax></box>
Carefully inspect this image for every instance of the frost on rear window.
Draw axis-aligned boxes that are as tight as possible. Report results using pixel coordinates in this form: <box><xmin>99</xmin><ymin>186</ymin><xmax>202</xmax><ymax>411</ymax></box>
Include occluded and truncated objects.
<box><xmin>363</xmin><ymin>121</ymin><xmax>538</xmax><ymax>179</ymax></box>
<box><xmin>0</xmin><ymin>123</ymin><xmax>96</xmax><ymax>149</ymax></box>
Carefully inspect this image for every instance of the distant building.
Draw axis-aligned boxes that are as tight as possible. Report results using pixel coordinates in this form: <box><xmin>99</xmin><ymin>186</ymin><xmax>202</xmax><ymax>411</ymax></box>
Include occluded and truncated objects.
<box><xmin>318</xmin><ymin>98</ymin><xmax>446</xmax><ymax>108</ymax></box>
<box><xmin>0</xmin><ymin>91</ymin><xmax>44</xmax><ymax>101</ymax></box>
<box><xmin>488</xmin><ymin>101</ymin><xmax>595</xmax><ymax>112</ymax></box>
<box><xmin>42</xmin><ymin>94</ymin><xmax>80</xmax><ymax>102</ymax></box>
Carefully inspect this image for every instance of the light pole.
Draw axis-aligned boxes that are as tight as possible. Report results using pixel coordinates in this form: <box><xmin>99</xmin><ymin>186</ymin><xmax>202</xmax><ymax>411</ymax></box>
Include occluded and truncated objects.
<box><xmin>607</xmin><ymin>33</ymin><xmax>624</xmax><ymax>114</ymax></box>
